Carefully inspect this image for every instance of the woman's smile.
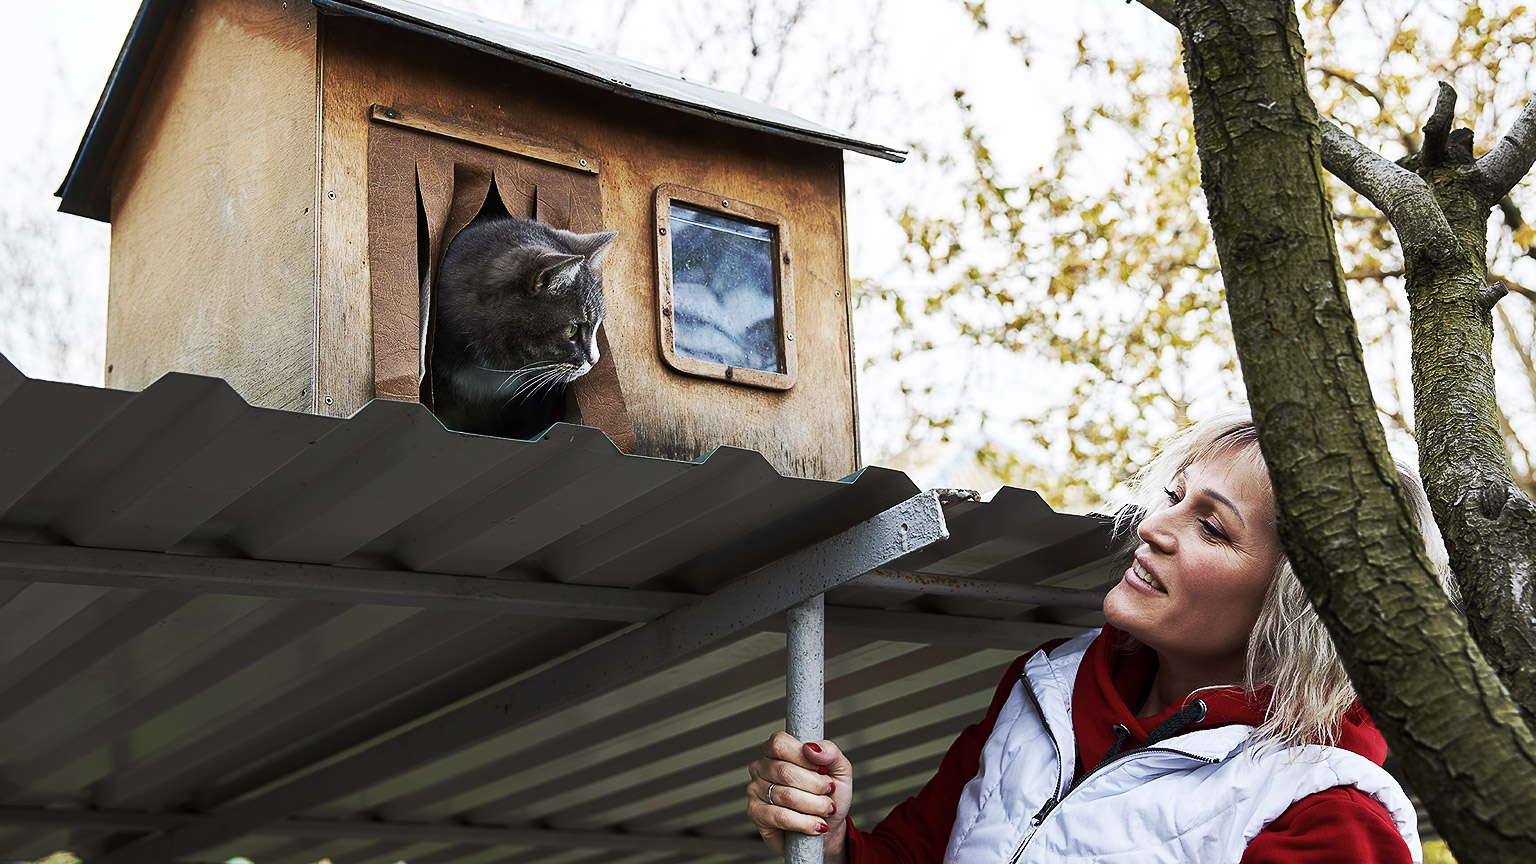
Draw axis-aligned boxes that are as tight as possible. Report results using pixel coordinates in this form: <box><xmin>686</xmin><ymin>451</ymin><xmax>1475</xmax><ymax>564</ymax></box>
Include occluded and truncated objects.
<box><xmin>1126</xmin><ymin>555</ymin><xmax>1167</xmax><ymax>593</ymax></box>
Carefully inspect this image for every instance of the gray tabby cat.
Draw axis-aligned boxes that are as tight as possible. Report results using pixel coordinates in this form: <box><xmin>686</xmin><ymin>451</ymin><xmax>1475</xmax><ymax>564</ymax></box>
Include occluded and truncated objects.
<box><xmin>430</xmin><ymin>216</ymin><xmax>617</xmax><ymax>438</ymax></box>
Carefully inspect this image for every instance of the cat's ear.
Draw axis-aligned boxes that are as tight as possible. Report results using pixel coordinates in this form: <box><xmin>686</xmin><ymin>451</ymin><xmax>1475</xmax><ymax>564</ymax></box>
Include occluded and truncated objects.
<box><xmin>576</xmin><ymin>230</ymin><xmax>619</xmax><ymax>265</ymax></box>
<box><xmin>533</xmin><ymin>253</ymin><xmax>584</xmax><ymax>295</ymax></box>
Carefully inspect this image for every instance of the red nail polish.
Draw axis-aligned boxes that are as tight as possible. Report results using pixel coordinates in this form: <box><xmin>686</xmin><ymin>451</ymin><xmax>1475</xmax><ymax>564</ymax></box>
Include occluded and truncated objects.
<box><xmin>817</xmin><ymin>766</ymin><xmax>828</xmax><ymax>775</ymax></box>
<box><xmin>806</xmin><ymin>743</ymin><xmax>823</xmax><ymax>753</ymax></box>
<box><xmin>817</xmin><ymin>823</ymin><xmax>828</xmax><ymax>834</ymax></box>
<box><xmin>828</xmin><ymin>782</ymin><xmax>836</xmax><ymax>795</ymax></box>
<box><xmin>830</xmin><ymin>801</ymin><xmax>837</xmax><ymax>815</ymax></box>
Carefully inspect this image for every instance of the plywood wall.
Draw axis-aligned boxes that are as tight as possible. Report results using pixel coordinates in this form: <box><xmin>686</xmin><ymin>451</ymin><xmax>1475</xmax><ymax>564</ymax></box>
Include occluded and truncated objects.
<box><xmin>106</xmin><ymin>0</ymin><xmax>319</xmax><ymax>411</ymax></box>
<box><xmin>318</xmin><ymin>17</ymin><xmax>859</xmax><ymax>480</ymax></box>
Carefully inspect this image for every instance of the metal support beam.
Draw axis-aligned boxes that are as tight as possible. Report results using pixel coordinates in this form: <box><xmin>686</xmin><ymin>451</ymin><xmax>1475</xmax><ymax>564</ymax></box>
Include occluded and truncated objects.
<box><xmin>823</xmin><ymin>608</ymin><xmax>1090</xmax><ymax>649</ymax></box>
<box><xmin>0</xmin><ymin>541</ymin><xmax>691</xmax><ymax>621</ymax></box>
<box><xmin>851</xmin><ymin>569</ymin><xmax>1108</xmax><ymax>610</ymax></box>
<box><xmin>785</xmin><ymin>594</ymin><xmax>824</xmax><ymax>864</ymax></box>
<box><xmin>88</xmin><ymin>492</ymin><xmax>947</xmax><ymax>864</ymax></box>
<box><xmin>0</xmin><ymin>544</ymin><xmax>1101</xmax><ymax>655</ymax></box>
<box><xmin>0</xmin><ymin>546</ymin><xmax>1110</xmax><ymax>619</ymax></box>
<box><xmin>0</xmin><ymin>808</ymin><xmax>764</xmax><ymax>857</ymax></box>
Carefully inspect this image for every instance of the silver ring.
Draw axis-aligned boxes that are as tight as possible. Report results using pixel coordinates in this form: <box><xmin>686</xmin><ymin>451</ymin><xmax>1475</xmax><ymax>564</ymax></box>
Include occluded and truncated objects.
<box><xmin>766</xmin><ymin>782</ymin><xmax>777</xmax><ymax>806</ymax></box>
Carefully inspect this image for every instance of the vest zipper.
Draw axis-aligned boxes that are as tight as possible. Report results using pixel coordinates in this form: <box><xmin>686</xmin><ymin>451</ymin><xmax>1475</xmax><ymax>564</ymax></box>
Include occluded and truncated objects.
<box><xmin>1006</xmin><ymin>740</ymin><xmax>1223</xmax><ymax>863</ymax></box>
<box><xmin>1007</xmin><ymin>673</ymin><xmax>1064</xmax><ymax>864</ymax></box>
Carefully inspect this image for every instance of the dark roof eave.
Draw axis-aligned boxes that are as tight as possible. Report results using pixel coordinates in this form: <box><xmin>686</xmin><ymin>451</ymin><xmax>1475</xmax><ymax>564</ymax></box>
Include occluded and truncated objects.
<box><xmin>56</xmin><ymin>0</ymin><xmax>184</xmax><ymax>222</ymax></box>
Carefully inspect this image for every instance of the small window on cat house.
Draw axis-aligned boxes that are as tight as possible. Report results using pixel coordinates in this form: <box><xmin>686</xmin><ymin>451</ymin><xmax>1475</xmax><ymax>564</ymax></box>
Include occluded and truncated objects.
<box><xmin>655</xmin><ymin>185</ymin><xmax>796</xmax><ymax>390</ymax></box>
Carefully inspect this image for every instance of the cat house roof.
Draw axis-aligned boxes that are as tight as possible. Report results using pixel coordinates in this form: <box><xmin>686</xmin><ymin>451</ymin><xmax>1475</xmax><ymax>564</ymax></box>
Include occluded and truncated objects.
<box><xmin>0</xmin><ymin>351</ymin><xmax>1116</xmax><ymax>864</ymax></box>
<box><xmin>55</xmin><ymin>0</ymin><xmax>906</xmax><ymax>222</ymax></box>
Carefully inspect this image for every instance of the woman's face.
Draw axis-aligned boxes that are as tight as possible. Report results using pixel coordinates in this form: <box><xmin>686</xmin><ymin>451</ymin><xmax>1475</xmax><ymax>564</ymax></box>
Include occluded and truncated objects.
<box><xmin>1102</xmin><ymin>446</ymin><xmax>1284</xmax><ymax>683</ymax></box>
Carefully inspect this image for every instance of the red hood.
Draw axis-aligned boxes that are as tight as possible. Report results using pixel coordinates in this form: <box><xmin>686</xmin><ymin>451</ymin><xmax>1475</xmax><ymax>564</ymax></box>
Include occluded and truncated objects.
<box><xmin>1070</xmin><ymin>625</ymin><xmax>1388</xmax><ymax>779</ymax></box>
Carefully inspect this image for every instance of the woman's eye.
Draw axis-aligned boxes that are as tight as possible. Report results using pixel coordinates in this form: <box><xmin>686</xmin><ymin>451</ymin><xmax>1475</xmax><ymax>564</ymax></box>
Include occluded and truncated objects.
<box><xmin>1199</xmin><ymin>519</ymin><xmax>1230</xmax><ymax>541</ymax></box>
<box><xmin>1163</xmin><ymin>488</ymin><xmax>1181</xmax><ymax>504</ymax></box>
<box><xmin>565</xmin><ymin>324</ymin><xmax>579</xmax><ymax>340</ymax></box>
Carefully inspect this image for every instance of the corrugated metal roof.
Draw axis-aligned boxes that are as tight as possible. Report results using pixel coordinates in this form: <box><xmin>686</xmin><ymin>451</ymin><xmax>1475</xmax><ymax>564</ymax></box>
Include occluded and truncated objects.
<box><xmin>56</xmin><ymin>0</ymin><xmax>906</xmax><ymax>221</ymax></box>
<box><xmin>0</xmin><ymin>353</ymin><xmax>1117</xmax><ymax>864</ymax></box>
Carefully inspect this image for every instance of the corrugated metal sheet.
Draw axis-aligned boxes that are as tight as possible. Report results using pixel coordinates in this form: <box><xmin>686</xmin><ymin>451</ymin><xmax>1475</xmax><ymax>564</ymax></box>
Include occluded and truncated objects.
<box><xmin>0</xmin><ymin>353</ymin><xmax>1117</xmax><ymax>864</ymax></box>
<box><xmin>56</xmin><ymin>0</ymin><xmax>905</xmax><ymax>221</ymax></box>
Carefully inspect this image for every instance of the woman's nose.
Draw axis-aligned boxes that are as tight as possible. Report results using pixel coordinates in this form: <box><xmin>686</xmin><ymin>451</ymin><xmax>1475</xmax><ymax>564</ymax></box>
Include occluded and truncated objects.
<box><xmin>1138</xmin><ymin>507</ymin><xmax>1178</xmax><ymax>552</ymax></box>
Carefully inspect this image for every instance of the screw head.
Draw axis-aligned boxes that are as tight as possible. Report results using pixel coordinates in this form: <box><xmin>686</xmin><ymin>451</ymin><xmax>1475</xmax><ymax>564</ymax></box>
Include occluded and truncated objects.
<box><xmin>579</xmin><ymin>158</ymin><xmax>588</xmax><ymax>167</ymax></box>
<box><xmin>787</xmin><ymin>333</ymin><xmax>795</xmax><ymax>341</ymax></box>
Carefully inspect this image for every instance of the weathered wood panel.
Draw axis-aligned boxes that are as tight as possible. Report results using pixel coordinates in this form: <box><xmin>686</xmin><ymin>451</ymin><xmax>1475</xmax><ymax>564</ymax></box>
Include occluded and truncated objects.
<box><xmin>320</xmin><ymin>17</ymin><xmax>857</xmax><ymax>479</ymax></box>
<box><xmin>107</xmin><ymin>0</ymin><xmax>319</xmax><ymax>411</ymax></box>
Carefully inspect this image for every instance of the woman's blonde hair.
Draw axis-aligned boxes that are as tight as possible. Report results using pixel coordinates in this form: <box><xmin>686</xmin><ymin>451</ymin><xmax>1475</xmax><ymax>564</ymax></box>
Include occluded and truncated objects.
<box><xmin>1112</xmin><ymin>407</ymin><xmax>1454</xmax><ymax>747</ymax></box>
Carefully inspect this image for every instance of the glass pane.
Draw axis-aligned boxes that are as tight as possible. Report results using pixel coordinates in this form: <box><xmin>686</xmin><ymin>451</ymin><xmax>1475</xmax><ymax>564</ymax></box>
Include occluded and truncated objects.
<box><xmin>669</xmin><ymin>204</ymin><xmax>781</xmax><ymax>374</ymax></box>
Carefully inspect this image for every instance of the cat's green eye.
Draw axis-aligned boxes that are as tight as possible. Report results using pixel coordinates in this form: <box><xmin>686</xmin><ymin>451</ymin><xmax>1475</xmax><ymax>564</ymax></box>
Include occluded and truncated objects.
<box><xmin>565</xmin><ymin>323</ymin><xmax>579</xmax><ymax>340</ymax></box>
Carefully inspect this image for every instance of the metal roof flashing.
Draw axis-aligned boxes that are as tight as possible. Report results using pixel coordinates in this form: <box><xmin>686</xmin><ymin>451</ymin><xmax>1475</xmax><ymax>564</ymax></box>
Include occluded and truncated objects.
<box><xmin>55</xmin><ymin>0</ymin><xmax>906</xmax><ymax>222</ymax></box>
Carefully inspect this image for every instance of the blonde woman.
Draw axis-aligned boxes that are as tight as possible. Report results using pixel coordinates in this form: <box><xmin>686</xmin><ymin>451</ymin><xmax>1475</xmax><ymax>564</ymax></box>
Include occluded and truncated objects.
<box><xmin>746</xmin><ymin>409</ymin><xmax>1449</xmax><ymax>863</ymax></box>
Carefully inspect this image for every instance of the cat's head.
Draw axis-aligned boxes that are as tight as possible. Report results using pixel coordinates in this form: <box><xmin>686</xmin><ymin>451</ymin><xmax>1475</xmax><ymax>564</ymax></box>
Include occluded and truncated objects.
<box><xmin>437</xmin><ymin>219</ymin><xmax>617</xmax><ymax>383</ymax></box>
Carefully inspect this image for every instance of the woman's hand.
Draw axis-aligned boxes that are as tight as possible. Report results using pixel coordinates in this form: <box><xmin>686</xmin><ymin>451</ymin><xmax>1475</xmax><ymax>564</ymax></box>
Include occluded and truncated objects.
<box><xmin>746</xmin><ymin>732</ymin><xmax>854</xmax><ymax>862</ymax></box>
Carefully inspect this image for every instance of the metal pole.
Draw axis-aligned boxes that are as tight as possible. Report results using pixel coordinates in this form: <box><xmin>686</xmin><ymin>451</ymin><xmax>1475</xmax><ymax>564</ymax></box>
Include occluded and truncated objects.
<box><xmin>785</xmin><ymin>593</ymin><xmax>825</xmax><ymax>864</ymax></box>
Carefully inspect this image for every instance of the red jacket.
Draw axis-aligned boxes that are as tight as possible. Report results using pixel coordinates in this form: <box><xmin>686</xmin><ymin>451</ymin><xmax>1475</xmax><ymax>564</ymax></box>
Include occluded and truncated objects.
<box><xmin>846</xmin><ymin>626</ymin><xmax>1413</xmax><ymax>863</ymax></box>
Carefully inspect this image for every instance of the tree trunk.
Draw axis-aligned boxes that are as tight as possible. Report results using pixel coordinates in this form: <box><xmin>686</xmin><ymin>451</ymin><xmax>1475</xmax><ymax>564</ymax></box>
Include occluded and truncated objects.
<box><xmin>1402</xmin><ymin>91</ymin><xmax>1536</xmax><ymax>732</ymax></box>
<box><xmin>1170</xmin><ymin>1</ymin><xmax>1536</xmax><ymax>860</ymax></box>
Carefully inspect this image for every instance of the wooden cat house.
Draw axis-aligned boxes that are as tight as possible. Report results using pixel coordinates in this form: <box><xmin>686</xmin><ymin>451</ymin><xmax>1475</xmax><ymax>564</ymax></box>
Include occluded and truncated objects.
<box><xmin>57</xmin><ymin>0</ymin><xmax>904</xmax><ymax>481</ymax></box>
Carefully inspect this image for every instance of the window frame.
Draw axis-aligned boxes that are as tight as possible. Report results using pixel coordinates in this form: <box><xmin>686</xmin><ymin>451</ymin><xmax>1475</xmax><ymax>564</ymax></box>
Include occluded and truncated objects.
<box><xmin>653</xmin><ymin>183</ymin><xmax>797</xmax><ymax>391</ymax></box>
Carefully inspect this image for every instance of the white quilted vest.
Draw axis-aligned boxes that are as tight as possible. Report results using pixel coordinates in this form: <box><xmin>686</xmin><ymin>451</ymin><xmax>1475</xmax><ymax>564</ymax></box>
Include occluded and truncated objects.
<box><xmin>942</xmin><ymin>629</ymin><xmax>1421</xmax><ymax>864</ymax></box>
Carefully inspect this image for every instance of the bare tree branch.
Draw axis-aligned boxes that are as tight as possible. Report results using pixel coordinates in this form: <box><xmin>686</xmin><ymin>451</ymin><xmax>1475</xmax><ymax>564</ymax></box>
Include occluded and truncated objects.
<box><xmin>1495</xmin><ymin>400</ymin><xmax>1536</xmax><ymax>499</ymax></box>
<box><xmin>1473</xmin><ymin>92</ymin><xmax>1536</xmax><ymax>203</ymax></box>
<box><xmin>1378</xmin><ymin>402</ymin><xmax>1413</xmax><ymax>439</ymax></box>
<box><xmin>1316</xmin><ymin>66</ymin><xmax>1387</xmax><ymax>111</ymax></box>
<box><xmin>1319</xmin><ymin>119</ymin><xmax>1459</xmax><ymax>267</ymax></box>
<box><xmin>1498</xmin><ymin>194</ymin><xmax>1523</xmax><ymax>230</ymax></box>
<box><xmin>1133</xmin><ymin>0</ymin><xmax>1175</xmax><ymax>26</ymax></box>
<box><xmin>1492</xmin><ymin>273</ymin><xmax>1536</xmax><ymax>302</ymax></box>
<box><xmin>1495</xmin><ymin>195</ymin><xmax>1536</xmax><ymax>263</ymax></box>
<box><xmin>1422</xmin><ymin>81</ymin><xmax>1457</xmax><ymax>167</ymax></box>
<box><xmin>1345</xmin><ymin>266</ymin><xmax>1404</xmax><ymax>281</ymax></box>
<box><xmin>1495</xmin><ymin>303</ymin><xmax>1536</xmax><ymax>403</ymax></box>
<box><xmin>1490</xmin><ymin>307</ymin><xmax>1536</xmax><ymax>498</ymax></box>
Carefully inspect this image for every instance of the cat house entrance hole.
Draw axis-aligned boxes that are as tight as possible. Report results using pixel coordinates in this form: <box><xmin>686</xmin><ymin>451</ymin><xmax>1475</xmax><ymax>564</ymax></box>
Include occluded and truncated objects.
<box><xmin>654</xmin><ymin>184</ymin><xmax>797</xmax><ymax>391</ymax></box>
<box><xmin>365</xmin><ymin>104</ymin><xmax>634</xmax><ymax>448</ymax></box>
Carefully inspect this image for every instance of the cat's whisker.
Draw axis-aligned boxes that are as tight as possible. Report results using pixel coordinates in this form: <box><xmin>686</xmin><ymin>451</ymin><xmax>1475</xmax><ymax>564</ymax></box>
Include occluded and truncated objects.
<box><xmin>480</xmin><ymin>361</ymin><xmax>565</xmax><ymax>395</ymax></box>
<box><xmin>505</xmin><ymin>366</ymin><xmax>564</xmax><ymax>402</ymax></box>
<box><xmin>495</xmin><ymin>366</ymin><xmax>548</xmax><ymax>393</ymax></box>
<box><xmin>504</xmin><ymin>379</ymin><xmax>549</xmax><ymax>408</ymax></box>
<box><xmin>474</xmin><ymin>361</ymin><xmax>554</xmax><ymax>375</ymax></box>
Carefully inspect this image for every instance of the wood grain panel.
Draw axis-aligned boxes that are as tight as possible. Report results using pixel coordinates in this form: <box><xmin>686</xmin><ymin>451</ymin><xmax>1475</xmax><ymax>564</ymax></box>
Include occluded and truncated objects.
<box><xmin>106</xmin><ymin>0</ymin><xmax>319</xmax><ymax>411</ymax></box>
